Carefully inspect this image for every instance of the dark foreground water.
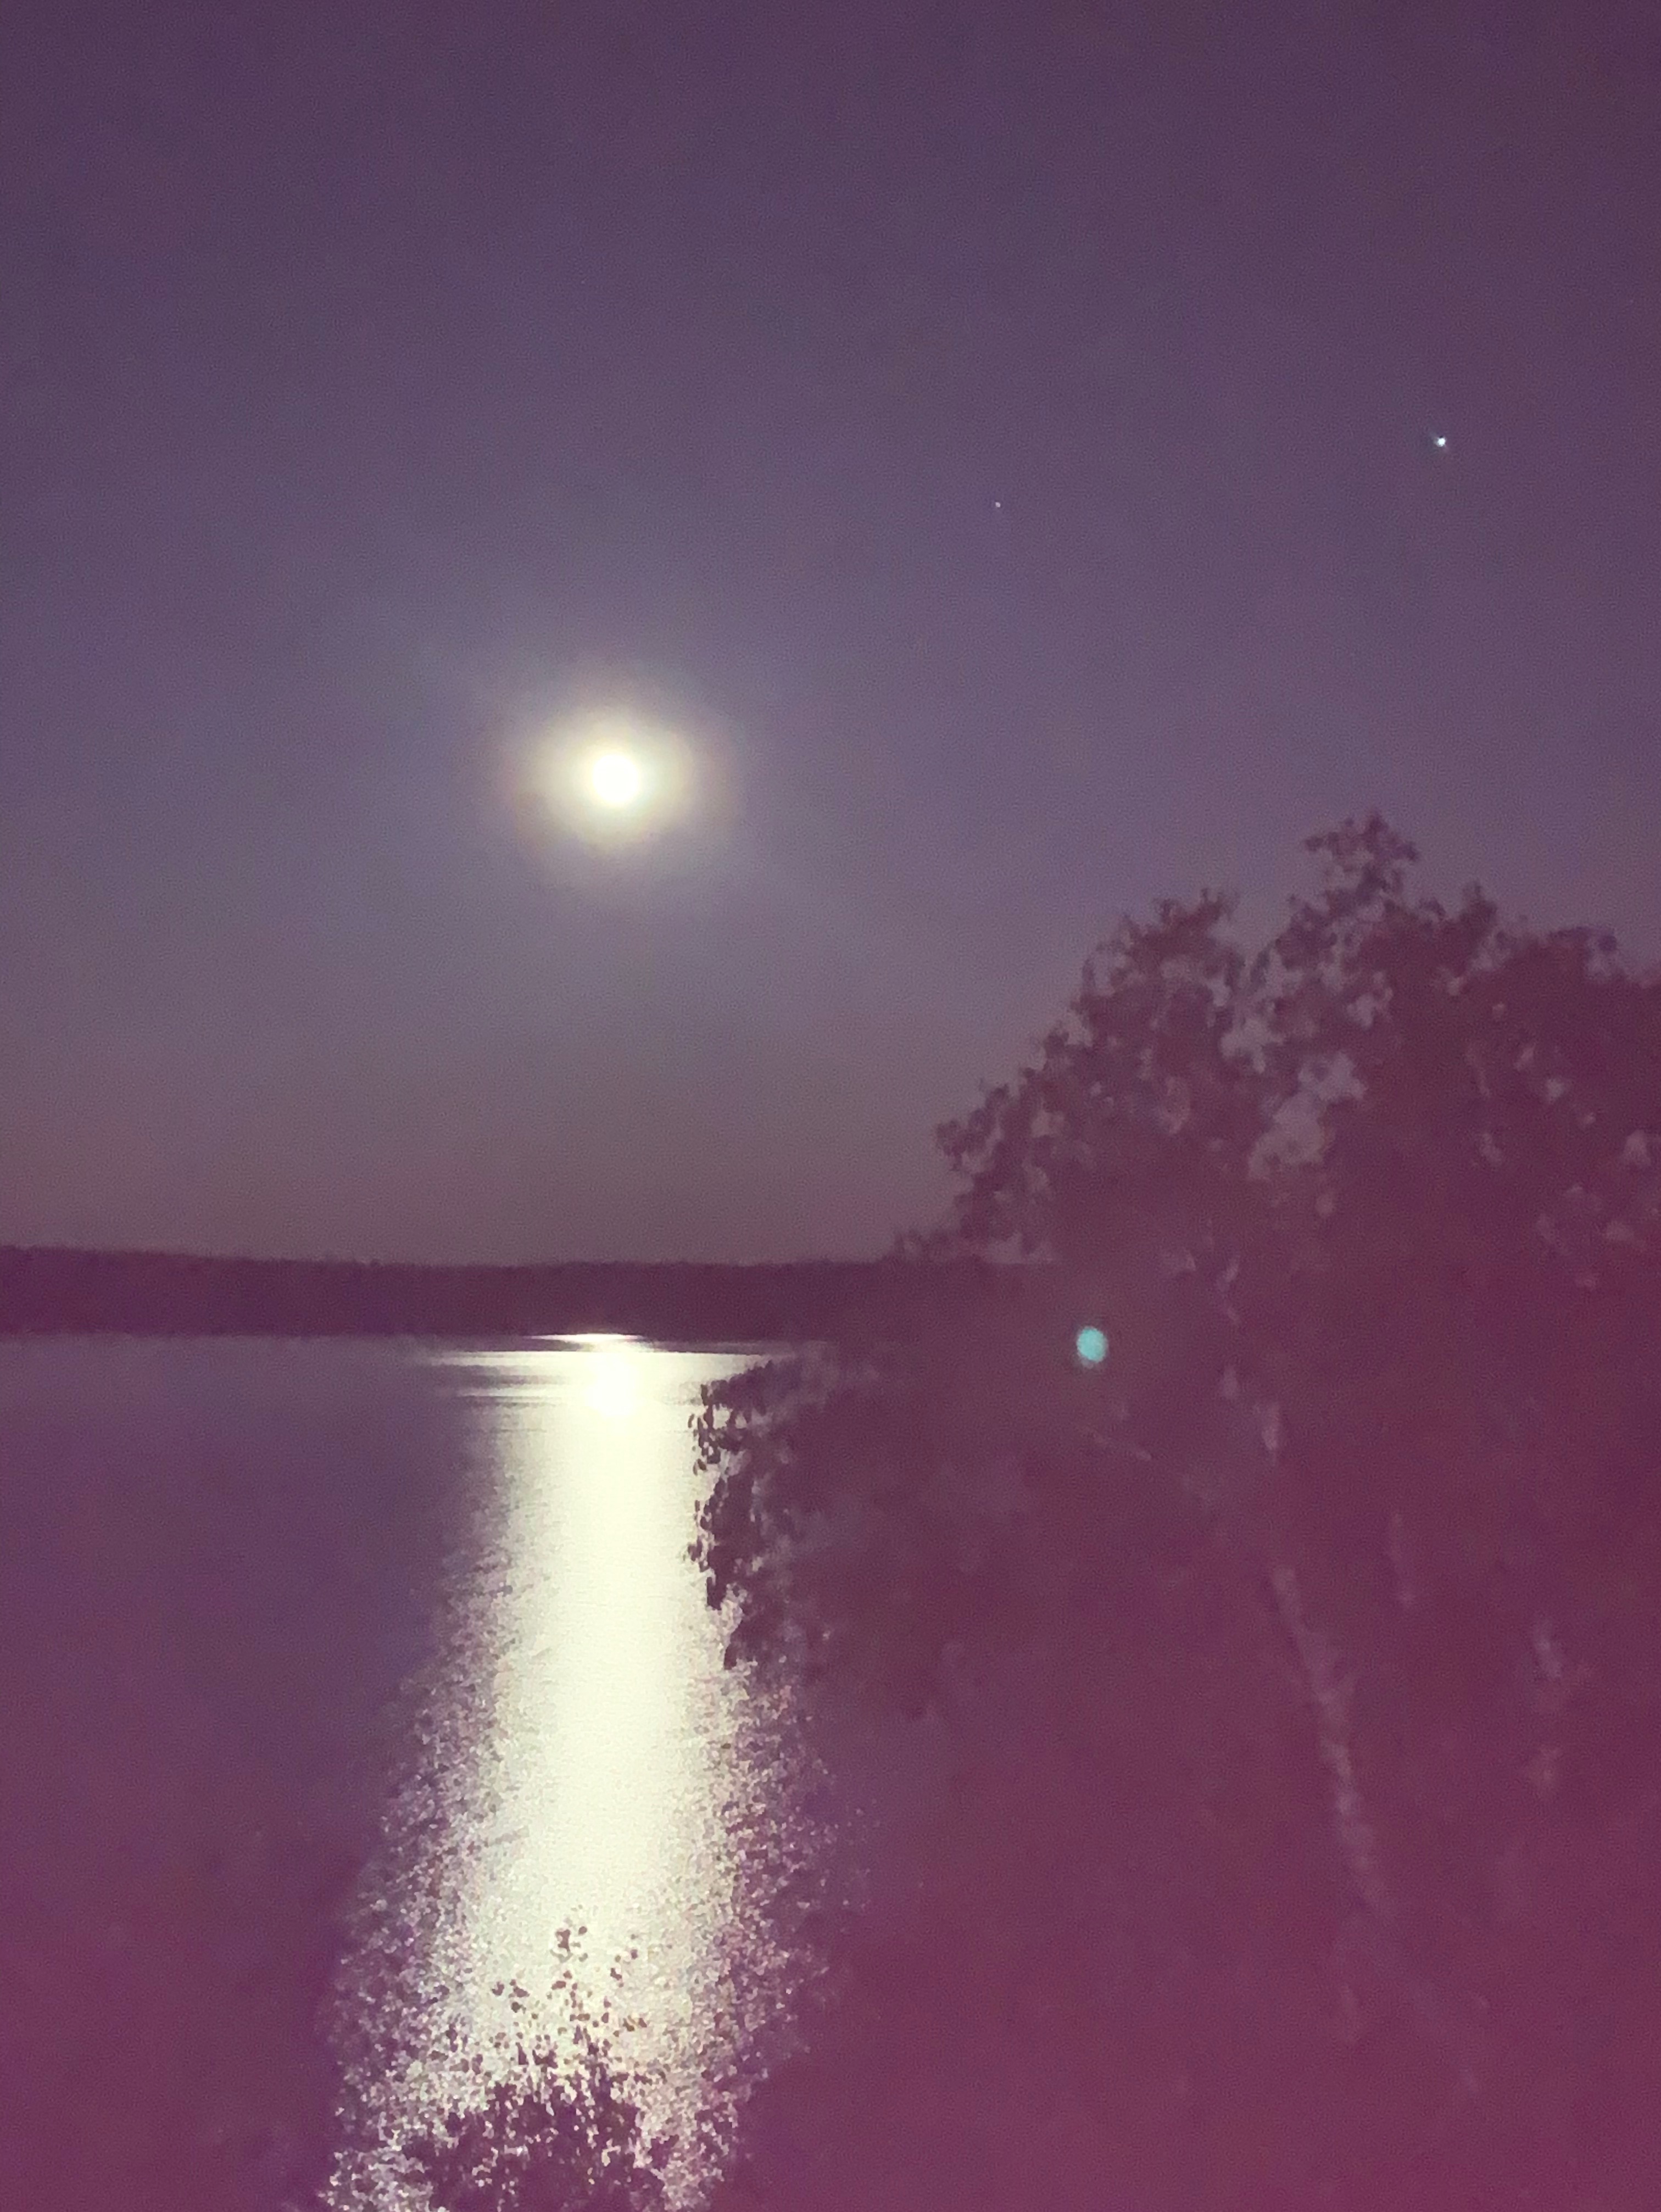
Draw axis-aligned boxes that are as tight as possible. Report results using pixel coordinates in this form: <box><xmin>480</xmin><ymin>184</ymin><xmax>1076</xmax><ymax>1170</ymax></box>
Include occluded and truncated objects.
<box><xmin>0</xmin><ymin>1337</ymin><xmax>839</xmax><ymax>2211</ymax></box>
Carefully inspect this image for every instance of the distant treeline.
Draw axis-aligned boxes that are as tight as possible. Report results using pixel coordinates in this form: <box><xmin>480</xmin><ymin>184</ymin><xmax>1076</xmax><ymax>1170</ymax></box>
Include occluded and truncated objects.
<box><xmin>0</xmin><ymin>1246</ymin><xmax>1019</xmax><ymax>1341</ymax></box>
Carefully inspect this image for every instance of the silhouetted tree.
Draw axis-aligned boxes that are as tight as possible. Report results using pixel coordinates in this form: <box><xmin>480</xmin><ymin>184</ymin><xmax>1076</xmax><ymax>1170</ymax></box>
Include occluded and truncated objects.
<box><xmin>697</xmin><ymin>816</ymin><xmax>1661</xmax><ymax>2207</ymax></box>
<box><xmin>400</xmin><ymin>1949</ymin><xmax>670</xmax><ymax>2212</ymax></box>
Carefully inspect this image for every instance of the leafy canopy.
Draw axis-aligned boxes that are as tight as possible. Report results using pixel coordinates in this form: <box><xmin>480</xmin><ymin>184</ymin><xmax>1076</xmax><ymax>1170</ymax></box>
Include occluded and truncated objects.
<box><xmin>693</xmin><ymin>814</ymin><xmax>1661</xmax><ymax>1714</ymax></box>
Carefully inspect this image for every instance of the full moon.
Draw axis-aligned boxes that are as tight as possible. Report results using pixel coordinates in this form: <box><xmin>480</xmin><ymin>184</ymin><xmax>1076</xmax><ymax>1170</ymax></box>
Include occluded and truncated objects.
<box><xmin>586</xmin><ymin>748</ymin><xmax>645</xmax><ymax>810</ymax></box>
<box><xmin>517</xmin><ymin>700</ymin><xmax>707</xmax><ymax>853</ymax></box>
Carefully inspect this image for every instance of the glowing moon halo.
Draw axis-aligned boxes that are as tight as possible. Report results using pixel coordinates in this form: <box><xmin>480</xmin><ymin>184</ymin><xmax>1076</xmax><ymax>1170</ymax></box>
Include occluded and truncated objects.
<box><xmin>522</xmin><ymin>707</ymin><xmax>699</xmax><ymax>845</ymax></box>
<box><xmin>514</xmin><ymin>698</ymin><xmax>716</xmax><ymax>858</ymax></box>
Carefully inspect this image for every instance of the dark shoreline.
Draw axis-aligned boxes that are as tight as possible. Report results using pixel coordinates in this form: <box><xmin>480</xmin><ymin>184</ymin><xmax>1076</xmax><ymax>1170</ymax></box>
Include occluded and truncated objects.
<box><xmin>0</xmin><ymin>1246</ymin><xmax>1010</xmax><ymax>1342</ymax></box>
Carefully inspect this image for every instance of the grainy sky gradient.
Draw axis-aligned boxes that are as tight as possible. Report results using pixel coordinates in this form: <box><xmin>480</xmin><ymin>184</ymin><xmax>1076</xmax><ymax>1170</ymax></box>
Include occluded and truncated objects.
<box><xmin>3</xmin><ymin>0</ymin><xmax>1658</xmax><ymax>1261</ymax></box>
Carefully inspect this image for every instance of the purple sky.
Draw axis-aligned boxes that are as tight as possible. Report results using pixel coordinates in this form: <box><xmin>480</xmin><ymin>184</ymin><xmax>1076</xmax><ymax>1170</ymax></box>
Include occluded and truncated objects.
<box><xmin>3</xmin><ymin>0</ymin><xmax>1658</xmax><ymax>1261</ymax></box>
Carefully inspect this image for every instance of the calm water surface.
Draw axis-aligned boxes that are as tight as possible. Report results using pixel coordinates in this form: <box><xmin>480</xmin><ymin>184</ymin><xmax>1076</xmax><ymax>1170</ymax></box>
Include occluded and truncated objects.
<box><xmin>0</xmin><ymin>1336</ymin><xmax>832</xmax><ymax>2211</ymax></box>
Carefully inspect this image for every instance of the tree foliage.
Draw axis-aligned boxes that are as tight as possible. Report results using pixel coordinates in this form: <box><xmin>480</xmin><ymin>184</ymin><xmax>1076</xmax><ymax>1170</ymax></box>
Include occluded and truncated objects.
<box><xmin>694</xmin><ymin>815</ymin><xmax>1661</xmax><ymax>2202</ymax></box>
<box><xmin>698</xmin><ymin>815</ymin><xmax>1661</xmax><ymax>1696</ymax></box>
<box><xmin>400</xmin><ymin>1940</ymin><xmax>670</xmax><ymax>2212</ymax></box>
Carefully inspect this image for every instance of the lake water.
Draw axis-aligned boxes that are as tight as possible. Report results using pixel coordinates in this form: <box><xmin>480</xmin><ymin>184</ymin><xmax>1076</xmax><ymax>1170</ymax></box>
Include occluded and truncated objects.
<box><xmin>0</xmin><ymin>1336</ymin><xmax>840</xmax><ymax>2211</ymax></box>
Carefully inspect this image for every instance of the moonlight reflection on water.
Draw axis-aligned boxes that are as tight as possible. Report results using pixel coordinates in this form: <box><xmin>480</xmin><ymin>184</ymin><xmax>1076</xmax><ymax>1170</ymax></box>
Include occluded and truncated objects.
<box><xmin>325</xmin><ymin>1340</ymin><xmax>827</xmax><ymax>2209</ymax></box>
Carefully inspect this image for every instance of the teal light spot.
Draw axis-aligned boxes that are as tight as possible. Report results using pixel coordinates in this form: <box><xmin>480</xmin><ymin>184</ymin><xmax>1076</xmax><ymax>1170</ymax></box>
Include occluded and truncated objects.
<box><xmin>1074</xmin><ymin>1325</ymin><xmax>1109</xmax><ymax>1367</ymax></box>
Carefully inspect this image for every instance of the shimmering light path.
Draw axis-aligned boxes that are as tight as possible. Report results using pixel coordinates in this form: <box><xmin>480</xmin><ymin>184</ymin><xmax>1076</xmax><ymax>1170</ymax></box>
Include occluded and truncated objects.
<box><xmin>326</xmin><ymin>1340</ymin><xmax>822</xmax><ymax>2209</ymax></box>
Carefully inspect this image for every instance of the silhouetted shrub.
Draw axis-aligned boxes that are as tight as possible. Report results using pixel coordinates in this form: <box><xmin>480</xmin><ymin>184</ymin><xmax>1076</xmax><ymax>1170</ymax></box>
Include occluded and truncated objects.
<box><xmin>401</xmin><ymin>1951</ymin><xmax>670</xmax><ymax>2212</ymax></box>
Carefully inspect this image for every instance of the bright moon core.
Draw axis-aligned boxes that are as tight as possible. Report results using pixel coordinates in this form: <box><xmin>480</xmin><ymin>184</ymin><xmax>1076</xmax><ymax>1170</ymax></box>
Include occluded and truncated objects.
<box><xmin>586</xmin><ymin>749</ymin><xmax>645</xmax><ymax>809</ymax></box>
<box><xmin>522</xmin><ymin>707</ymin><xmax>698</xmax><ymax>851</ymax></box>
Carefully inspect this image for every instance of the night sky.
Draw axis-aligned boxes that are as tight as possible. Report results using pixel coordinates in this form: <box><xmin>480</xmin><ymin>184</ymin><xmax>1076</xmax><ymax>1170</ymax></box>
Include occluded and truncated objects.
<box><xmin>4</xmin><ymin>0</ymin><xmax>1658</xmax><ymax>1262</ymax></box>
